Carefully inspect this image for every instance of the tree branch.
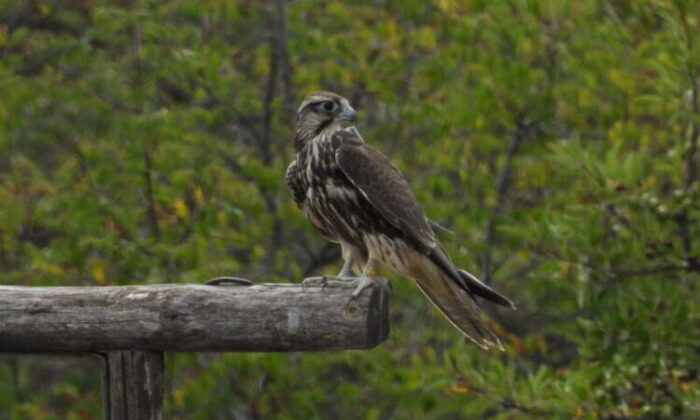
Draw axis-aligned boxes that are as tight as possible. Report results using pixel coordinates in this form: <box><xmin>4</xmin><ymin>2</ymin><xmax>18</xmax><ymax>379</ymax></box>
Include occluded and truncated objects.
<box><xmin>480</xmin><ymin>118</ymin><xmax>538</xmax><ymax>283</ymax></box>
<box><xmin>675</xmin><ymin>2</ymin><xmax>699</xmax><ymax>256</ymax></box>
<box><xmin>142</xmin><ymin>150</ymin><xmax>161</xmax><ymax>242</ymax></box>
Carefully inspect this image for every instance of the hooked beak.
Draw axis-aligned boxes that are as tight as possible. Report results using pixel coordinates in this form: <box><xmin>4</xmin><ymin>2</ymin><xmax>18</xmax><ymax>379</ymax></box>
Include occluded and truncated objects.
<box><xmin>337</xmin><ymin>106</ymin><xmax>357</xmax><ymax>123</ymax></box>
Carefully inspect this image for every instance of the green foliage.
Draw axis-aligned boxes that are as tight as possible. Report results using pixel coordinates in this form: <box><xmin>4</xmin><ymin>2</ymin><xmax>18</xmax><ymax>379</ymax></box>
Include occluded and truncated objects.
<box><xmin>1</xmin><ymin>0</ymin><xmax>699</xmax><ymax>418</ymax></box>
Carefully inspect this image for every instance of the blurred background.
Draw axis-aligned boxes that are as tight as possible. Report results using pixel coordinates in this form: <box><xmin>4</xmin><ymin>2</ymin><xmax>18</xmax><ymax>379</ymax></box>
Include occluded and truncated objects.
<box><xmin>0</xmin><ymin>0</ymin><xmax>699</xmax><ymax>418</ymax></box>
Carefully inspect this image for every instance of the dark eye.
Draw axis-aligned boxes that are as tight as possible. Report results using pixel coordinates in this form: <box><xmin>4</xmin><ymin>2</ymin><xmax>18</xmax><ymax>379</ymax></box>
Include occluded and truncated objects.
<box><xmin>321</xmin><ymin>101</ymin><xmax>336</xmax><ymax>112</ymax></box>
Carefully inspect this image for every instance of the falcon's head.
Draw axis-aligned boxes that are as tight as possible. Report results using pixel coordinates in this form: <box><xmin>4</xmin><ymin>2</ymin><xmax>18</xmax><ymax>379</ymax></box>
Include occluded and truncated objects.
<box><xmin>294</xmin><ymin>91</ymin><xmax>357</xmax><ymax>145</ymax></box>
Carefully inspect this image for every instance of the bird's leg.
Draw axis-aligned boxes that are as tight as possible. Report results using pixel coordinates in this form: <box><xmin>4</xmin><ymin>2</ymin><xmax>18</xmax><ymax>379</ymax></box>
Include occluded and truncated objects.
<box><xmin>344</xmin><ymin>258</ymin><xmax>389</xmax><ymax>309</ymax></box>
<box><xmin>302</xmin><ymin>254</ymin><xmax>357</xmax><ymax>288</ymax></box>
<box><xmin>337</xmin><ymin>253</ymin><xmax>355</xmax><ymax>278</ymax></box>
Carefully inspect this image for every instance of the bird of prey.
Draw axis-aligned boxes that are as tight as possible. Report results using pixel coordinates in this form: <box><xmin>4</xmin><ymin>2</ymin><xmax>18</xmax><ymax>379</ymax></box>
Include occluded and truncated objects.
<box><xmin>286</xmin><ymin>91</ymin><xmax>515</xmax><ymax>350</ymax></box>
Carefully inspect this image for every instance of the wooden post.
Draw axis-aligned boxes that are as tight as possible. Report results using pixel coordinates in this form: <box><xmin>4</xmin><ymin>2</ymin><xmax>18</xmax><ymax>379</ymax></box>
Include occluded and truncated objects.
<box><xmin>103</xmin><ymin>350</ymin><xmax>164</xmax><ymax>420</ymax></box>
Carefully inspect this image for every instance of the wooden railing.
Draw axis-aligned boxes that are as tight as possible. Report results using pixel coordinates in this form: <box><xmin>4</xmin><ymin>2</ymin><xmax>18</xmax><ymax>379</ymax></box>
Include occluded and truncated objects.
<box><xmin>0</xmin><ymin>282</ymin><xmax>390</xmax><ymax>419</ymax></box>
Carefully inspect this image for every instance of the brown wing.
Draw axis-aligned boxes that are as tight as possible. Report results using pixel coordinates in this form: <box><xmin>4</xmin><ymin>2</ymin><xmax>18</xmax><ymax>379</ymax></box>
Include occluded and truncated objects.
<box><xmin>334</xmin><ymin>129</ymin><xmax>466</xmax><ymax>280</ymax></box>
<box><xmin>333</xmin><ymin>129</ymin><xmax>437</xmax><ymax>252</ymax></box>
<box><xmin>334</xmin><ymin>128</ymin><xmax>515</xmax><ymax>312</ymax></box>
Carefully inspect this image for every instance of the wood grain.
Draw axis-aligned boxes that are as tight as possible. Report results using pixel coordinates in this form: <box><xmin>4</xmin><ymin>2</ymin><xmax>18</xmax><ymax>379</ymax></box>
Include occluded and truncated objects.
<box><xmin>104</xmin><ymin>350</ymin><xmax>164</xmax><ymax>420</ymax></box>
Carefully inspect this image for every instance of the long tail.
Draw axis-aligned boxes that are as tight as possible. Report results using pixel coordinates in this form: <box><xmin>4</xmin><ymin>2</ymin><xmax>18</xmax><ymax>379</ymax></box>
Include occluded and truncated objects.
<box><xmin>408</xmin><ymin>255</ymin><xmax>504</xmax><ymax>350</ymax></box>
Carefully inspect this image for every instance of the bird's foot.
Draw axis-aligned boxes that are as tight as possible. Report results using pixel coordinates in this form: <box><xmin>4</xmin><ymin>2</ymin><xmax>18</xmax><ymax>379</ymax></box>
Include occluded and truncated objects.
<box><xmin>343</xmin><ymin>275</ymin><xmax>390</xmax><ymax>315</ymax></box>
<box><xmin>205</xmin><ymin>276</ymin><xmax>254</xmax><ymax>286</ymax></box>
<box><xmin>301</xmin><ymin>275</ymin><xmax>359</xmax><ymax>289</ymax></box>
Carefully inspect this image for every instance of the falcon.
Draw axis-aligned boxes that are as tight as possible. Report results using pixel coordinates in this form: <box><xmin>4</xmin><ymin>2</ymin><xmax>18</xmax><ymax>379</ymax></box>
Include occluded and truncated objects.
<box><xmin>286</xmin><ymin>91</ymin><xmax>515</xmax><ymax>350</ymax></box>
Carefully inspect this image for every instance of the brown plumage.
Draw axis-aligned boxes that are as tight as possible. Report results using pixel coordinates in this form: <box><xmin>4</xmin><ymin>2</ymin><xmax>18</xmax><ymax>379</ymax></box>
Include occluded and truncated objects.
<box><xmin>286</xmin><ymin>91</ymin><xmax>515</xmax><ymax>350</ymax></box>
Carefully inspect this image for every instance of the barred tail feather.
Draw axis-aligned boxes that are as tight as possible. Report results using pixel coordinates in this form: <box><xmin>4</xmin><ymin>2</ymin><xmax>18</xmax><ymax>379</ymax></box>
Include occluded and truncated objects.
<box><xmin>408</xmin><ymin>257</ymin><xmax>504</xmax><ymax>351</ymax></box>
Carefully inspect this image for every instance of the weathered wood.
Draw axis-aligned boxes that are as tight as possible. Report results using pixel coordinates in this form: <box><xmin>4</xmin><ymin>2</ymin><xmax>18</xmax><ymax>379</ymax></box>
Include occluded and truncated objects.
<box><xmin>0</xmin><ymin>283</ymin><xmax>389</xmax><ymax>352</ymax></box>
<box><xmin>103</xmin><ymin>350</ymin><xmax>164</xmax><ymax>420</ymax></box>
